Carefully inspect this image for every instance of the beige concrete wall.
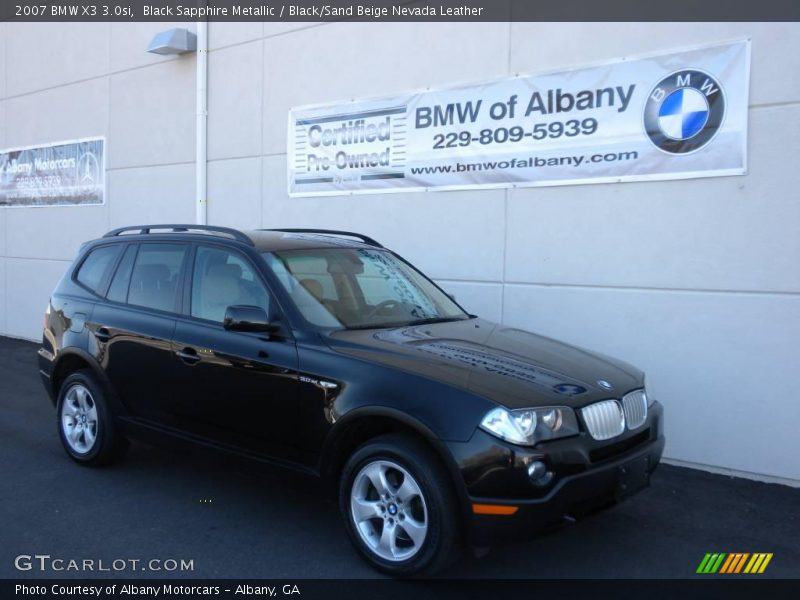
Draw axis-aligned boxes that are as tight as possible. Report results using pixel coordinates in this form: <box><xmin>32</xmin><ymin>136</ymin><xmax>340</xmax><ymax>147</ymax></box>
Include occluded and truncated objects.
<box><xmin>1</xmin><ymin>22</ymin><xmax>798</xmax><ymax>481</ymax></box>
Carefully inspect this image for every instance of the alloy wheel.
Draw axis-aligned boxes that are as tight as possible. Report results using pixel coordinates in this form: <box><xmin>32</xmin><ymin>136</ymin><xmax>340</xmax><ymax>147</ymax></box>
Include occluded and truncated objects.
<box><xmin>60</xmin><ymin>383</ymin><xmax>99</xmax><ymax>454</ymax></box>
<box><xmin>350</xmin><ymin>459</ymin><xmax>429</xmax><ymax>562</ymax></box>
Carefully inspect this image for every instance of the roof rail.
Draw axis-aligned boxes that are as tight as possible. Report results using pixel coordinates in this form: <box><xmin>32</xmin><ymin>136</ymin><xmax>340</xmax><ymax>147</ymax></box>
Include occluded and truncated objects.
<box><xmin>263</xmin><ymin>228</ymin><xmax>383</xmax><ymax>248</ymax></box>
<box><xmin>103</xmin><ymin>224</ymin><xmax>254</xmax><ymax>246</ymax></box>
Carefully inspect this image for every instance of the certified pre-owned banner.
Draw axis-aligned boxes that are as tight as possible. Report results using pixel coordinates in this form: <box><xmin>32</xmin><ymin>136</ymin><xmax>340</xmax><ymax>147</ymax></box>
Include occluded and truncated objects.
<box><xmin>0</xmin><ymin>137</ymin><xmax>105</xmax><ymax>207</ymax></box>
<box><xmin>288</xmin><ymin>40</ymin><xmax>749</xmax><ymax>196</ymax></box>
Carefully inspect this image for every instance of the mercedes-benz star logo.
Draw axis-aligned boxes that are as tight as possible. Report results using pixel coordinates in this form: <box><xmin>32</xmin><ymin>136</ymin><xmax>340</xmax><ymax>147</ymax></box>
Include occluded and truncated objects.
<box><xmin>76</xmin><ymin>151</ymin><xmax>100</xmax><ymax>184</ymax></box>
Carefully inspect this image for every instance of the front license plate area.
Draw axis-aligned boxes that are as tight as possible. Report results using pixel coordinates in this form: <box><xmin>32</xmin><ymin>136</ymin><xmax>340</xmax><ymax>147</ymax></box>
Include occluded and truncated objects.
<box><xmin>615</xmin><ymin>455</ymin><xmax>650</xmax><ymax>501</ymax></box>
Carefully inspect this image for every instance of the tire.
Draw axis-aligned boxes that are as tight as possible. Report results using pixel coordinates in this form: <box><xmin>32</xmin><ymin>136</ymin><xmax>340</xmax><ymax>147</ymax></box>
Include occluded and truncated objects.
<box><xmin>339</xmin><ymin>434</ymin><xmax>461</xmax><ymax>577</ymax></box>
<box><xmin>56</xmin><ymin>369</ymin><xmax>128</xmax><ymax>467</ymax></box>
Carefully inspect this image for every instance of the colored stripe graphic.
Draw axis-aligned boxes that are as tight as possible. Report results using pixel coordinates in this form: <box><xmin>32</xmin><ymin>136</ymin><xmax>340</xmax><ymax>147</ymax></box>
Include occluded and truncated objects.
<box><xmin>698</xmin><ymin>552</ymin><xmax>773</xmax><ymax>574</ymax></box>
<box><xmin>720</xmin><ymin>553</ymin><xmax>749</xmax><ymax>573</ymax></box>
<box><xmin>719</xmin><ymin>553</ymin><xmax>736</xmax><ymax>573</ymax></box>
<box><xmin>744</xmin><ymin>553</ymin><xmax>773</xmax><ymax>574</ymax></box>
<box><xmin>696</xmin><ymin>553</ymin><xmax>713</xmax><ymax>573</ymax></box>
<box><xmin>734</xmin><ymin>553</ymin><xmax>750</xmax><ymax>573</ymax></box>
<box><xmin>697</xmin><ymin>553</ymin><xmax>727</xmax><ymax>573</ymax></box>
<box><xmin>758</xmin><ymin>553</ymin><xmax>774</xmax><ymax>573</ymax></box>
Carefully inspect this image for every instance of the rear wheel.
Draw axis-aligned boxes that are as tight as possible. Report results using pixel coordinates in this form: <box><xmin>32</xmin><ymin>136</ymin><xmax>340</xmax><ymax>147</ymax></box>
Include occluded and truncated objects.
<box><xmin>57</xmin><ymin>370</ymin><xmax>128</xmax><ymax>466</ymax></box>
<box><xmin>339</xmin><ymin>434</ymin><xmax>460</xmax><ymax>576</ymax></box>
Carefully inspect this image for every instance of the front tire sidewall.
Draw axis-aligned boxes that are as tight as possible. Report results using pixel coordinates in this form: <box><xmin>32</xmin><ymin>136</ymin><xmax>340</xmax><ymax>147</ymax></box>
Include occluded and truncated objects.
<box><xmin>339</xmin><ymin>436</ymin><xmax>456</xmax><ymax>576</ymax></box>
<box><xmin>56</xmin><ymin>370</ymin><xmax>118</xmax><ymax>465</ymax></box>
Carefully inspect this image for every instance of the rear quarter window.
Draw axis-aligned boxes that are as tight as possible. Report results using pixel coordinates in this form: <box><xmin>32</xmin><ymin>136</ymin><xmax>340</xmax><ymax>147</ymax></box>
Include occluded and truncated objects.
<box><xmin>106</xmin><ymin>245</ymin><xmax>137</xmax><ymax>303</ymax></box>
<box><xmin>75</xmin><ymin>245</ymin><xmax>122</xmax><ymax>295</ymax></box>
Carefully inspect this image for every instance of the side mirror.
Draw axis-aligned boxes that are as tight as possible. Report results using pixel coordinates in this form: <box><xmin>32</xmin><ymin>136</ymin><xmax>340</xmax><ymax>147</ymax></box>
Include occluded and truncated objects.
<box><xmin>223</xmin><ymin>305</ymin><xmax>278</xmax><ymax>333</ymax></box>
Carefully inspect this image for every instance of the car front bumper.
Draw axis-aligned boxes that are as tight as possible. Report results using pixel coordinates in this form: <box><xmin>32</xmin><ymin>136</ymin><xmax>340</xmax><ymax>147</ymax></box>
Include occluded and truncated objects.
<box><xmin>446</xmin><ymin>401</ymin><xmax>665</xmax><ymax>546</ymax></box>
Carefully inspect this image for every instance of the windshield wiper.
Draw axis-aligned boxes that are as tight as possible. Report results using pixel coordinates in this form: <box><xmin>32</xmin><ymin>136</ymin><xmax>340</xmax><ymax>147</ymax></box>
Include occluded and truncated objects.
<box><xmin>402</xmin><ymin>316</ymin><xmax>471</xmax><ymax>326</ymax></box>
<box><xmin>344</xmin><ymin>316</ymin><xmax>470</xmax><ymax>331</ymax></box>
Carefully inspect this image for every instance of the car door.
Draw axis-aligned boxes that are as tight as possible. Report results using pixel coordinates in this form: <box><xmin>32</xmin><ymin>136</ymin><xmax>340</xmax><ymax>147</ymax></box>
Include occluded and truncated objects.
<box><xmin>170</xmin><ymin>244</ymin><xmax>301</xmax><ymax>461</ymax></box>
<box><xmin>92</xmin><ymin>242</ymin><xmax>189</xmax><ymax>423</ymax></box>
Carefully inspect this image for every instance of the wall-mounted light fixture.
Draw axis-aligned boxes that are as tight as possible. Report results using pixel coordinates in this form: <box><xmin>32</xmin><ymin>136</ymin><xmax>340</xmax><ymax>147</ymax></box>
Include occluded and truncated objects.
<box><xmin>146</xmin><ymin>28</ymin><xmax>197</xmax><ymax>55</ymax></box>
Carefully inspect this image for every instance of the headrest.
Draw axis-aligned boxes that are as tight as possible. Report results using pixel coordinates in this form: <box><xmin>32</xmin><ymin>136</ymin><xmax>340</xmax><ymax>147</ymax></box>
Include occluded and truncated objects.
<box><xmin>131</xmin><ymin>264</ymin><xmax>170</xmax><ymax>283</ymax></box>
<box><xmin>299</xmin><ymin>278</ymin><xmax>324</xmax><ymax>301</ymax></box>
<box><xmin>208</xmin><ymin>263</ymin><xmax>242</xmax><ymax>280</ymax></box>
<box><xmin>204</xmin><ymin>264</ymin><xmax>241</xmax><ymax>304</ymax></box>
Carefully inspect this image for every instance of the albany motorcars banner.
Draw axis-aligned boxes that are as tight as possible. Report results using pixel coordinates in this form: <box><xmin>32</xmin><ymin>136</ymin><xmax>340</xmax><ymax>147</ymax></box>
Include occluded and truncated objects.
<box><xmin>288</xmin><ymin>40</ymin><xmax>749</xmax><ymax>196</ymax></box>
<box><xmin>0</xmin><ymin>137</ymin><xmax>105</xmax><ymax>207</ymax></box>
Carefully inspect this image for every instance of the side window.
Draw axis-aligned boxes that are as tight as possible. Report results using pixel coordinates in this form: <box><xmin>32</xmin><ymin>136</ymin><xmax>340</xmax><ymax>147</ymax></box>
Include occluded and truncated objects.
<box><xmin>106</xmin><ymin>245</ymin><xmax>137</xmax><ymax>303</ymax></box>
<box><xmin>75</xmin><ymin>245</ymin><xmax>122</xmax><ymax>295</ymax></box>
<box><xmin>191</xmin><ymin>246</ymin><xmax>270</xmax><ymax>323</ymax></box>
<box><xmin>128</xmin><ymin>244</ymin><xmax>187</xmax><ymax>313</ymax></box>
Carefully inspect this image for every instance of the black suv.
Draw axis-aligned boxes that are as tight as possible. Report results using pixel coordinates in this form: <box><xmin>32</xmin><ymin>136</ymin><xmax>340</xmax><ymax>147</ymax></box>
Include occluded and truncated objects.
<box><xmin>39</xmin><ymin>225</ymin><xmax>664</xmax><ymax>576</ymax></box>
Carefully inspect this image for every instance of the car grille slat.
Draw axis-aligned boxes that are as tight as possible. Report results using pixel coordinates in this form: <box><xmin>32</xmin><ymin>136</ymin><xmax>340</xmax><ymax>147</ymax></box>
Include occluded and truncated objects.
<box><xmin>581</xmin><ymin>399</ymin><xmax>624</xmax><ymax>441</ymax></box>
<box><xmin>622</xmin><ymin>389</ymin><xmax>648</xmax><ymax>430</ymax></box>
<box><xmin>582</xmin><ymin>390</ymin><xmax>648</xmax><ymax>441</ymax></box>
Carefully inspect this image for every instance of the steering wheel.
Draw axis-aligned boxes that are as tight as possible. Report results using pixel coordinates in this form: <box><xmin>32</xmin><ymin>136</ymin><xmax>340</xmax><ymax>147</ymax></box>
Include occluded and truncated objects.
<box><xmin>365</xmin><ymin>299</ymin><xmax>401</xmax><ymax>319</ymax></box>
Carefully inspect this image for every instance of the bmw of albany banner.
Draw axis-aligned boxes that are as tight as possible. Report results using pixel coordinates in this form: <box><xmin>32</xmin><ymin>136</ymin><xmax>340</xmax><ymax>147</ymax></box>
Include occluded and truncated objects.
<box><xmin>288</xmin><ymin>40</ymin><xmax>750</xmax><ymax>196</ymax></box>
<box><xmin>0</xmin><ymin>137</ymin><xmax>105</xmax><ymax>207</ymax></box>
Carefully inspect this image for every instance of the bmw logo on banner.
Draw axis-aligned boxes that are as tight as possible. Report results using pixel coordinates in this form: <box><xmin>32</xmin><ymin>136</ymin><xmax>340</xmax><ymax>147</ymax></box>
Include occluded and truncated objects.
<box><xmin>644</xmin><ymin>70</ymin><xmax>726</xmax><ymax>154</ymax></box>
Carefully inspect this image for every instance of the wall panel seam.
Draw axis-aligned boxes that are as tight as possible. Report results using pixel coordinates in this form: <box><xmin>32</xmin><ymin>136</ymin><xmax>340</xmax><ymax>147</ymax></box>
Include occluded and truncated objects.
<box><xmin>2</xmin><ymin>59</ymin><xmax>188</xmax><ymax>102</ymax></box>
<box><xmin>107</xmin><ymin>161</ymin><xmax>195</xmax><ymax>172</ymax></box>
<box><xmin>1</xmin><ymin>257</ymin><xmax>72</xmax><ymax>264</ymax></box>
<box><xmin>208</xmin><ymin>22</ymin><xmax>330</xmax><ymax>54</ymax></box>
<box><xmin>434</xmin><ymin>278</ymin><xmax>800</xmax><ymax>297</ymax></box>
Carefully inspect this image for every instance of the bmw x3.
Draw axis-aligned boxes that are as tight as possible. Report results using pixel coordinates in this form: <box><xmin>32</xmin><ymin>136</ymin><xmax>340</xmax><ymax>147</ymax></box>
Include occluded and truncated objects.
<box><xmin>39</xmin><ymin>225</ymin><xmax>665</xmax><ymax>576</ymax></box>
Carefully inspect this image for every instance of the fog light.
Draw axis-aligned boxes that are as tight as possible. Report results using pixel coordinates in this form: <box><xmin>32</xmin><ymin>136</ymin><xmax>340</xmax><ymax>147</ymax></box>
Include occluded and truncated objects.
<box><xmin>527</xmin><ymin>461</ymin><xmax>546</xmax><ymax>480</ymax></box>
<box><xmin>527</xmin><ymin>460</ymin><xmax>554</xmax><ymax>487</ymax></box>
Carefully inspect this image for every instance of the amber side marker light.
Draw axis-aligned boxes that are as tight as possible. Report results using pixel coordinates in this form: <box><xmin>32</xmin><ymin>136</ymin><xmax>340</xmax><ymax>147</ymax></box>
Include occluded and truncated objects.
<box><xmin>472</xmin><ymin>503</ymin><xmax>519</xmax><ymax>515</ymax></box>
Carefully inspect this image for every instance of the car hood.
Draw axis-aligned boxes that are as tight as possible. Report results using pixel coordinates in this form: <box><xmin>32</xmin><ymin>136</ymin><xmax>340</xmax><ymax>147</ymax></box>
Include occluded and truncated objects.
<box><xmin>325</xmin><ymin>318</ymin><xmax>643</xmax><ymax>409</ymax></box>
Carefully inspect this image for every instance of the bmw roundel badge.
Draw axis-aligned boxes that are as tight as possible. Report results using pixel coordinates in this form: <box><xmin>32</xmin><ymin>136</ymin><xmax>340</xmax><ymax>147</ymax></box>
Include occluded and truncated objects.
<box><xmin>643</xmin><ymin>69</ymin><xmax>725</xmax><ymax>155</ymax></box>
<box><xmin>553</xmin><ymin>383</ymin><xmax>587</xmax><ymax>396</ymax></box>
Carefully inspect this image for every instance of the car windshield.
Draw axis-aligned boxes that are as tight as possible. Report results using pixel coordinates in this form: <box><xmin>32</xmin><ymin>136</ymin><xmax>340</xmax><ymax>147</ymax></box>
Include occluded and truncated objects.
<box><xmin>264</xmin><ymin>247</ymin><xmax>470</xmax><ymax>329</ymax></box>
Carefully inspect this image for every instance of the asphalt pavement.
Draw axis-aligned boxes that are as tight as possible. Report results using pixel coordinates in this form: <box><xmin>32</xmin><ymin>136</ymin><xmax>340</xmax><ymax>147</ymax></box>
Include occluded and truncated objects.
<box><xmin>1</xmin><ymin>335</ymin><xmax>798</xmax><ymax>579</ymax></box>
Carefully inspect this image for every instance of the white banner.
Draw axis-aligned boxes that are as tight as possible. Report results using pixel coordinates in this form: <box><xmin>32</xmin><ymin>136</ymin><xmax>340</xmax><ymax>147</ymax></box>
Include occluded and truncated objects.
<box><xmin>288</xmin><ymin>40</ymin><xmax>750</xmax><ymax>197</ymax></box>
<box><xmin>0</xmin><ymin>137</ymin><xmax>105</xmax><ymax>207</ymax></box>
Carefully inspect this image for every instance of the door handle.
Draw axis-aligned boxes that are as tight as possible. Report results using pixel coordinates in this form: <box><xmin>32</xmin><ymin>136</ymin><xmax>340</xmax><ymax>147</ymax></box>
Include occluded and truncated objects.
<box><xmin>175</xmin><ymin>347</ymin><xmax>201</xmax><ymax>365</ymax></box>
<box><xmin>94</xmin><ymin>327</ymin><xmax>111</xmax><ymax>343</ymax></box>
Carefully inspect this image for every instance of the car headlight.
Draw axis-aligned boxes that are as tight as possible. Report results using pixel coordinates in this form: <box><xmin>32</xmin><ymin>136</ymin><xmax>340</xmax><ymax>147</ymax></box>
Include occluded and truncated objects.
<box><xmin>479</xmin><ymin>406</ymin><xmax>579</xmax><ymax>446</ymax></box>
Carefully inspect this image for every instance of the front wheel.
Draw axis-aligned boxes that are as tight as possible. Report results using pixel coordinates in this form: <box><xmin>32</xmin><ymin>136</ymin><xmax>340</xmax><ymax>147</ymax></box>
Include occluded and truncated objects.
<box><xmin>339</xmin><ymin>434</ymin><xmax>460</xmax><ymax>576</ymax></box>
